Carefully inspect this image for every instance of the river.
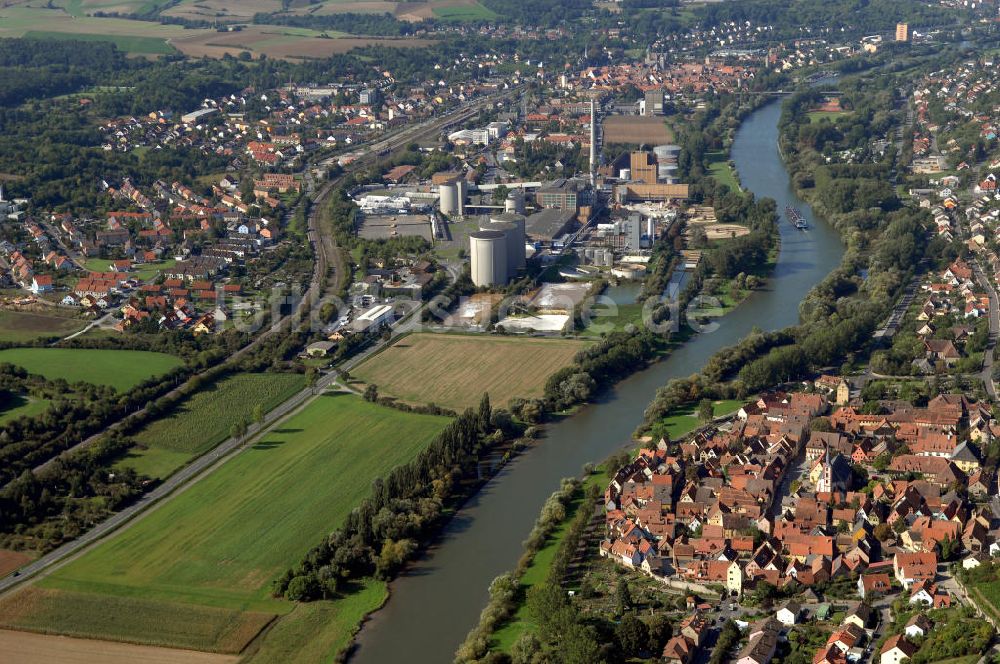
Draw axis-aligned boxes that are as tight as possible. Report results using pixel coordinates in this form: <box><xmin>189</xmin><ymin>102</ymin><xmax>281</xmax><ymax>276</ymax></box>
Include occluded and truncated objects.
<box><xmin>349</xmin><ymin>98</ymin><xmax>844</xmax><ymax>664</ymax></box>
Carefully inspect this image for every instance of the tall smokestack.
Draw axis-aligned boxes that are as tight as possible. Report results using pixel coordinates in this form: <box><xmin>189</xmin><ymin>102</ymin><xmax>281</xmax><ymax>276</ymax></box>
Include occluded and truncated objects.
<box><xmin>589</xmin><ymin>99</ymin><xmax>597</xmax><ymax>186</ymax></box>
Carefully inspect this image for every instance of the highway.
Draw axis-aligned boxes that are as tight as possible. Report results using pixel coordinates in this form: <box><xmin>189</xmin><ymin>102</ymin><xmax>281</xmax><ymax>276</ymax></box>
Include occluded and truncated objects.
<box><xmin>0</xmin><ymin>85</ymin><xmax>522</xmax><ymax>595</ymax></box>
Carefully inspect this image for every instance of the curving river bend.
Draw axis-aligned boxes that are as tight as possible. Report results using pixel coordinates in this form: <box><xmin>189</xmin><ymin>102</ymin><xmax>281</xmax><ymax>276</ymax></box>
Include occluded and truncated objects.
<box><xmin>349</xmin><ymin>97</ymin><xmax>845</xmax><ymax>664</ymax></box>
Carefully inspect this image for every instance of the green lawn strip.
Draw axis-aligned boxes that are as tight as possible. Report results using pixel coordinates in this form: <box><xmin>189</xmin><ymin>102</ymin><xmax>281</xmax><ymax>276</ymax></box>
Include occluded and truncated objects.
<box><xmin>581</xmin><ymin>302</ymin><xmax>646</xmax><ymax>337</ymax></box>
<box><xmin>117</xmin><ymin>372</ymin><xmax>305</xmax><ymax>478</ymax></box>
<box><xmin>492</xmin><ymin>472</ymin><xmax>605</xmax><ymax>652</ymax></box>
<box><xmin>706</xmin><ymin>149</ymin><xmax>740</xmax><ymax>191</ymax></box>
<box><xmin>0</xmin><ymin>348</ymin><xmax>182</xmax><ymax>391</ymax></box>
<box><xmin>22</xmin><ymin>30</ymin><xmax>175</xmax><ymax>54</ymax></box>
<box><xmin>245</xmin><ymin>579</ymin><xmax>387</xmax><ymax>664</ymax></box>
<box><xmin>0</xmin><ymin>394</ymin><xmax>51</xmax><ymax>424</ymax></box>
<box><xmin>971</xmin><ymin>584</ymin><xmax>1000</xmax><ymax>623</ymax></box>
<box><xmin>29</xmin><ymin>394</ymin><xmax>448</xmax><ymax>649</ymax></box>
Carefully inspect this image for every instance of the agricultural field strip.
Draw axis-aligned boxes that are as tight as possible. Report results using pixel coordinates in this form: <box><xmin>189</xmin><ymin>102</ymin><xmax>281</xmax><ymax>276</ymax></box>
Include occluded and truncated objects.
<box><xmin>1</xmin><ymin>395</ymin><xmax>448</xmax><ymax>652</ymax></box>
<box><xmin>0</xmin><ymin>367</ymin><xmax>343</xmax><ymax>596</ymax></box>
<box><xmin>353</xmin><ymin>333</ymin><xmax>589</xmax><ymax>410</ymax></box>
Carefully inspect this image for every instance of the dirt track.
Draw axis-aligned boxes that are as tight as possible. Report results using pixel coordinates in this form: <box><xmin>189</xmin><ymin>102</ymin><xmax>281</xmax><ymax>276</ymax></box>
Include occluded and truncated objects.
<box><xmin>0</xmin><ymin>629</ymin><xmax>239</xmax><ymax>664</ymax></box>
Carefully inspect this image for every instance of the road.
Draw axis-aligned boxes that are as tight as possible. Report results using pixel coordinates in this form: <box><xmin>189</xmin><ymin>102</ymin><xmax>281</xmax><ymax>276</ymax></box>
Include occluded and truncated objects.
<box><xmin>972</xmin><ymin>259</ymin><xmax>999</xmax><ymax>399</ymax></box>
<box><xmin>59</xmin><ymin>311</ymin><xmax>114</xmax><ymax>342</ymax></box>
<box><xmin>1</xmin><ymin>88</ymin><xmax>520</xmax><ymax>592</ymax></box>
<box><xmin>0</xmin><ymin>353</ymin><xmax>362</xmax><ymax>595</ymax></box>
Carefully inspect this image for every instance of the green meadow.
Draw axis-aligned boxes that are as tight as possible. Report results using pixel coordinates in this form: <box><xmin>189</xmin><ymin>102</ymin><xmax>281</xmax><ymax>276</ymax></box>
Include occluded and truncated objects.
<box><xmin>0</xmin><ymin>394</ymin><xmax>449</xmax><ymax>655</ymax></box>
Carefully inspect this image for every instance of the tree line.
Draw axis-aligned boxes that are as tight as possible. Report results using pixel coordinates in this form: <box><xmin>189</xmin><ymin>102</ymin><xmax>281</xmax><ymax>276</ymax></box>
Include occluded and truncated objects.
<box><xmin>272</xmin><ymin>395</ymin><xmax>520</xmax><ymax>600</ymax></box>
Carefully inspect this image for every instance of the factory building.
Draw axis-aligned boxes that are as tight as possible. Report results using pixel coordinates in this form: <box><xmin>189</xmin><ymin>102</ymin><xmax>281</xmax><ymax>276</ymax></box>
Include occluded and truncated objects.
<box><xmin>469</xmin><ymin>230</ymin><xmax>509</xmax><ymax>287</ymax></box>
<box><xmin>349</xmin><ymin>303</ymin><xmax>395</xmax><ymax>334</ymax></box>
<box><xmin>640</xmin><ymin>90</ymin><xmax>665</xmax><ymax>116</ymax></box>
<box><xmin>525</xmin><ymin>208</ymin><xmax>577</xmax><ymax>242</ymax></box>
<box><xmin>614</xmin><ymin>183</ymin><xmax>689</xmax><ymax>204</ymax></box>
<box><xmin>536</xmin><ymin>179</ymin><xmax>584</xmax><ymax>211</ymax></box>
<box><xmin>630</xmin><ymin>152</ymin><xmax>658</xmax><ymax>184</ymax></box>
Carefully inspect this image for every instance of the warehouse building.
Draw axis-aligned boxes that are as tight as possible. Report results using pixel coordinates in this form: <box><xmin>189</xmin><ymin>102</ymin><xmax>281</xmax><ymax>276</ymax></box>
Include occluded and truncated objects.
<box><xmin>525</xmin><ymin>208</ymin><xmax>577</xmax><ymax>242</ymax></box>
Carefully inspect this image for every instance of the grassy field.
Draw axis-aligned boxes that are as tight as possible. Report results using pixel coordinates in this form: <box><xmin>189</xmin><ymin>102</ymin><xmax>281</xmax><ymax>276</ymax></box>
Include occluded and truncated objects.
<box><xmin>83</xmin><ymin>257</ymin><xmax>177</xmax><ymax>281</ymax></box>
<box><xmin>23</xmin><ymin>30</ymin><xmax>174</xmax><ymax>54</ymax></box>
<box><xmin>0</xmin><ymin>394</ymin><xmax>51</xmax><ymax>425</ymax></box>
<box><xmin>433</xmin><ymin>2</ymin><xmax>498</xmax><ymax>20</ymax></box>
<box><xmin>580</xmin><ymin>284</ymin><xmax>645</xmax><ymax>338</ymax></box>
<box><xmin>656</xmin><ymin>399</ymin><xmax>744</xmax><ymax>440</ymax></box>
<box><xmin>491</xmin><ymin>472</ymin><xmax>603</xmax><ymax>651</ymax></box>
<box><xmin>808</xmin><ymin>111</ymin><xmax>850</xmax><ymax>124</ymax></box>
<box><xmin>972</xmin><ymin>584</ymin><xmax>1000</xmax><ymax>623</ymax></box>
<box><xmin>707</xmin><ymin>149</ymin><xmax>740</xmax><ymax>191</ymax></box>
<box><xmin>117</xmin><ymin>372</ymin><xmax>304</xmax><ymax>479</ymax></box>
<box><xmin>0</xmin><ymin>394</ymin><xmax>448</xmax><ymax>652</ymax></box>
<box><xmin>244</xmin><ymin>580</ymin><xmax>387</xmax><ymax>664</ymax></box>
<box><xmin>0</xmin><ymin>348</ymin><xmax>181</xmax><ymax>391</ymax></box>
<box><xmin>0</xmin><ymin>310</ymin><xmax>85</xmax><ymax>343</ymax></box>
<box><xmin>0</xmin><ymin>6</ymin><xmax>194</xmax><ymax>54</ymax></box>
<box><xmin>0</xmin><ymin>587</ymin><xmax>272</xmax><ymax>654</ymax></box>
<box><xmin>353</xmin><ymin>333</ymin><xmax>588</xmax><ymax>410</ymax></box>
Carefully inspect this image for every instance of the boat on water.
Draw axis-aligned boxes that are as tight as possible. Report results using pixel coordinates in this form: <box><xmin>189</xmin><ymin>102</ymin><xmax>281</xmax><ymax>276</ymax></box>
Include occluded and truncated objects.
<box><xmin>784</xmin><ymin>205</ymin><xmax>808</xmax><ymax>230</ymax></box>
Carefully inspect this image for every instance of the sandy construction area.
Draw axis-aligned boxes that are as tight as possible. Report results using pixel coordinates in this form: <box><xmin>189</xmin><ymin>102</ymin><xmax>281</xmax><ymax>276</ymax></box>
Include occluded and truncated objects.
<box><xmin>0</xmin><ymin>630</ymin><xmax>239</xmax><ymax>664</ymax></box>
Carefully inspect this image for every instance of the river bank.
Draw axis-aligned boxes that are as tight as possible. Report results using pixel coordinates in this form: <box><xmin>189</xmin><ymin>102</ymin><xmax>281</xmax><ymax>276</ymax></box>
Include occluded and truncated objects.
<box><xmin>346</xmin><ymin>95</ymin><xmax>846</xmax><ymax>664</ymax></box>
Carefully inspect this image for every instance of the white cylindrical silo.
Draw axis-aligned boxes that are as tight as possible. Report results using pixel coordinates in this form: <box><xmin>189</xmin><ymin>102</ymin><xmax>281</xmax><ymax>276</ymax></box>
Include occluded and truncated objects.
<box><xmin>504</xmin><ymin>189</ymin><xmax>525</xmax><ymax>214</ymax></box>
<box><xmin>469</xmin><ymin>230</ymin><xmax>508</xmax><ymax>287</ymax></box>
<box><xmin>657</xmin><ymin>163</ymin><xmax>678</xmax><ymax>181</ymax></box>
<box><xmin>655</xmin><ymin>144</ymin><xmax>681</xmax><ymax>162</ymax></box>
<box><xmin>487</xmin><ymin>212</ymin><xmax>526</xmax><ymax>274</ymax></box>
<box><xmin>455</xmin><ymin>179</ymin><xmax>467</xmax><ymax>216</ymax></box>
<box><xmin>439</xmin><ymin>183</ymin><xmax>458</xmax><ymax>215</ymax></box>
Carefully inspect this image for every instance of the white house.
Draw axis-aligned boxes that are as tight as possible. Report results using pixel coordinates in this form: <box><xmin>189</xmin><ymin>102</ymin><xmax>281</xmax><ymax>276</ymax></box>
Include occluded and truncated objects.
<box><xmin>776</xmin><ymin>601</ymin><xmax>800</xmax><ymax>627</ymax></box>
<box><xmin>903</xmin><ymin>615</ymin><xmax>931</xmax><ymax>639</ymax></box>
<box><xmin>880</xmin><ymin>635</ymin><xmax>916</xmax><ymax>664</ymax></box>
<box><xmin>30</xmin><ymin>275</ymin><xmax>52</xmax><ymax>294</ymax></box>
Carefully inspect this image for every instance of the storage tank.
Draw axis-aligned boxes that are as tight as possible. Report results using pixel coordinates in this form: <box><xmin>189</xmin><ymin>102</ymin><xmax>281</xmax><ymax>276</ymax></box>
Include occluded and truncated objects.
<box><xmin>487</xmin><ymin>212</ymin><xmax>526</xmax><ymax>273</ymax></box>
<box><xmin>488</xmin><ymin>221</ymin><xmax>518</xmax><ymax>275</ymax></box>
<box><xmin>504</xmin><ymin>189</ymin><xmax>525</xmax><ymax>214</ymax></box>
<box><xmin>455</xmin><ymin>179</ymin><xmax>467</xmax><ymax>216</ymax></box>
<box><xmin>439</xmin><ymin>182</ymin><xmax>458</xmax><ymax>215</ymax></box>
<box><xmin>654</xmin><ymin>144</ymin><xmax>681</xmax><ymax>162</ymax></box>
<box><xmin>469</xmin><ymin>230</ymin><xmax>508</xmax><ymax>287</ymax></box>
<box><xmin>657</xmin><ymin>163</ymin><xmax>678</xmax><ymax>181</ymax></box>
